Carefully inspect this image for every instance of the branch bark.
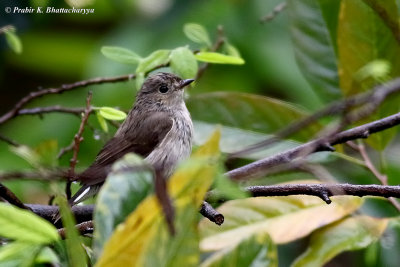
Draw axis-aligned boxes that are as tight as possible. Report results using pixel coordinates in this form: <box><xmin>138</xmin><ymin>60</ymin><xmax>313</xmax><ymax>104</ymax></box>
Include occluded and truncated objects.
<box><xmin>227</xmin><ymin>111</ymin><xmax>400</xmax><ymax>181</ymax></box>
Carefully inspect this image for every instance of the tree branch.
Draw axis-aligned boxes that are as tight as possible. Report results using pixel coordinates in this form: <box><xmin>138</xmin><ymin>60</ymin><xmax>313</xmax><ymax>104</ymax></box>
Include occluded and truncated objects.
<box><xmin>247</xmin><ymin>183</ymin><xmax>400</xmax><ymax>204</ymax></box>
<box><xmin>58</xmin><ymin>220</ymin><xmax>93</xmax><ymax>239</ymax></box>
<box><xmin>260</xmin><ymin>2</ymin><xmax>287</xmax><ymax>23</ymax></box>
<box><xmin>227</xmin><ymin>111</ymin><xmax>400</xmax><ymax>181</ymax></box>
<box><xmin>0</xmin><ymin>183</ymin><xmax>30</xmax><ymax>210</ymax></box>
<box><xmin>200</xmin><ymin>201</ymin><xmax>224</xmax><ymax>225</ymax></box>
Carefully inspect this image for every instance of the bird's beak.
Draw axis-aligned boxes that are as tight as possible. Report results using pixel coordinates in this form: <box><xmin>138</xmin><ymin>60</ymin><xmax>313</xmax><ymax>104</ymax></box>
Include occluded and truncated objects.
<box><xmin>179</xmin><ymin>79</ymin><xmax>195</xmax><ymax>89</ymax></box>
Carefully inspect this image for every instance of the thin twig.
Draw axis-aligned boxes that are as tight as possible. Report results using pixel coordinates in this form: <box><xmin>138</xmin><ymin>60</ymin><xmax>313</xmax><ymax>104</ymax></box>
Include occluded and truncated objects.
<box><xmin>0</xmin><ymin>74</ymin><xmax>135</xmax><ymax>125</ymax></box>
<box><xmin>195</xmin><ymin>25</ymin><xmax>226</xmax><ymax>80</ymax></box>
<box><xmin>18</xmin><ymin>106</ymin><xmax>87</xmax><ymax>116</ymax></box>
<box><xmin>66</xmin><ymin>92</ymin><xmax>93</xmax><ymax>198</ymax></box>
<box><xmin>58</xmin><ymin>220</ymin><xmax>94</xmax><ymax>239</ymax></box>
<box><xmin>357</xmin><ymin>142</ymin><xmax>400</xmax><ymax>212</ymax></box>
<box><xmin>260</xmin><ymin>2</ymin><xmax>287</xmax><ymax>23</ymax></box>
<box><xmin>0</xmin><ymin>170</ymin><xmax>66</xmax><ymax>182</ymax></box>
<box><xmin>0</xmin><ymin>134</ymin><xmax>19</xmax><ymax>147</ymax></box>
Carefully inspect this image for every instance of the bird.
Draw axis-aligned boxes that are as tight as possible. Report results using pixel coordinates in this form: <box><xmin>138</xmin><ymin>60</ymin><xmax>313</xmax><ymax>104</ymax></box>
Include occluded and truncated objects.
<box><xmin>67</xmin><ymin>72</ymin><xmax>194</xmax><ymax>207</ymax></box>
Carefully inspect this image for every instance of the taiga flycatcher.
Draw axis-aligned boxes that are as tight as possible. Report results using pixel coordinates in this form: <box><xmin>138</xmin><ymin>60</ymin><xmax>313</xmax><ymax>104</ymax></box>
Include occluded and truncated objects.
<box><xmin>68</xmin><ymin>72</ymin><xmax>194</xmax><ymax>206</ymax></box>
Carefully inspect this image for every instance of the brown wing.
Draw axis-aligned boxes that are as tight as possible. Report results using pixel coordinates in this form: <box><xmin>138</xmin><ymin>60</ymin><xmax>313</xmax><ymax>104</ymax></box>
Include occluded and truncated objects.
<box><xmin>77</xmin><ymin>112</ymin><xmax>173</xmax><ymax>185</ymax></box>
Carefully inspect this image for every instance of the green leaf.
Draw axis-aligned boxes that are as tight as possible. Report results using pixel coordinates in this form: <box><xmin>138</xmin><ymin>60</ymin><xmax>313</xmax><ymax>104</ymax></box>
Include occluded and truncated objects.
<box><xmin>337</xmin><ymin>0</ymin><xmax>400</xmax><ymax>149</ymax></box>
<box><xmin>101</xmin><ymin>46</ymin><xmax>141</xmax><ymax>65</ymax></box>
<box><xmin>0</xmin><ymin>242</ymin><xmax>41</xmax><ymax>267</ymax></box>
<box><xmin>4</xmin><ymin>29</ymin><xmax>23</xmax><ymax>54</ymax></box>
<box><xmin>223</xmin><ymin>42</ymin><xmax>241</xmax><ymax>58</ymax></box>
<box><xmin>183</xmin><ymin>23</ymin><xmax>212</xmax><ymax>47</ymax></box>
<box><xmin>35</xmin><ymin>247</ymin><xmax>60</xmax><ymax>265</ymax></box>
<box><xmin>136</xmin><ymin>72</ymin><xmax>145</xmax><ymax>90</ymax></box>
<box><xmin>96</xmin><ymin>111</ymin><xmax>109</xmax><ymax>132</ymax></box>
<box><xmin>56</xmin><ymin>197</ymin><xmax>87</xmax><ymax>267</ymax></box>
<box><xmin>292</xmin><ymin>216</ymin><xmax>389</xmax><ymax>267</ymax></box>
<box><xmin>195</xmin><ymin>52</ymin><xmax>245</xmax><ymax>65</ymax></box>
<box><xmin>97</xmin><ymin>130</ymin><xmax>221</xmax><ymax>267</ymax></box>
<box><xmin>199</xmin><ymin>182</ymin><xmax>363</xmax><ymax>251</ymax></box>
<box><xmin>9</xmin><ymin>145</ymin><xmax>40</xmax><ymax>168</ymax></box>
<box><xmin>99</xmin><ymin>107</ymin><xmax>127</xmax><ymax>121</ymax></box>
<box><xmin>136</xmin><ymin>49</ymin><xmax>170</xmax><ymax>73</ymax></box>
<box><xmin>0</xmin><ymin>203</ymin><xmax>59</xmax><ymax>244</ymax></box>
<box><xmin>187</xmin><ymin>92</ymin><xmax>321</xmax><ymax>143</ymax></box>
<box><xmin>34</xmin><ymin>139</ymin><xmax>59</xmax><ymax>167</ymax></box>
<box><xmin>287</xmin><ymin>0</ymin><xmax>341</xmax><ymax>102</ymax></box>
<box><xmin>200</xmin><ymin>232</ymin><xmax>277</xmax><ymax>267</ymax></box>
<box><xmin>93</xmin><ymin>153</ymin><xmax>154</xmax><ymax>260</ymax></box>
<box><xmin>170</xmin><ymin>47</ymin><xmax>198</xmax><ymax>79</ymax></box>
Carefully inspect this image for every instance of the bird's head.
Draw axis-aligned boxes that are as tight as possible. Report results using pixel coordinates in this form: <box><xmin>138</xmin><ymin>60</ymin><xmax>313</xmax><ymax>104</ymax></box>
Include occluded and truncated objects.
<box><xmin>136</xmin><ymin>72</ymin><xmax>194</xmax><ymax>108</ymax></box>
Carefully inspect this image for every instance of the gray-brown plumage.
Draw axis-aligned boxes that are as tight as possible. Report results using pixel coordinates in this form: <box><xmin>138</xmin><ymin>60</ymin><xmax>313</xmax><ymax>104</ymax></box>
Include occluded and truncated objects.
<box><xmin>69</xmin><ymin>72</ymin><xmax>194</xmax><ymax>205</ymax></box>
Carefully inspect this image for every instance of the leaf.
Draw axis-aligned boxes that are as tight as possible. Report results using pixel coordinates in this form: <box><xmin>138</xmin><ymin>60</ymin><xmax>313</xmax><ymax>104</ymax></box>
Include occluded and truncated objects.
<box><xmin>96</xmin><ymin>111</ymin><xmax>109</xmax><ymax>132</ymax></box>
<box><xmin>93</xmin><ymin>153</ymin><xmax>154</xmax><ymax>260</ymax></box>
<box><xmin>337</xmin><ymin>0</ymin><xmax>400</xmax><ymax>149</ymax></box>
<box><xmin>5</xmin><ymin>29</ymin><xmax>23</xmax><ymax>54</ymax></box>
<box><xmin>35</xmin><ymin>247</ymin><xmax>60</xmax><ymax>265</ymax></box>
<box><xmin>101</xmin><ymin>46</ymin><xmax>141</xmax><ymax>65</ymax></box>
<box><xmin>183</xmin><ymin>23</ymin><xmax>212</xmax><ymax>47</ymax></box>
<box><xmin>34</xmin><ymin>139</ymin><xmax>59</xmax><ymax>167</ymax></box>
<box><xmin>0</xmin><ymin>242</ymin><xmax>41</xmax><ymax>267</ymax></box>
<box><xmin>187</xmin><ymin>92</ymin><xmax>321</xmax><ymax>143</ymax></box>
<box><xmin>223</xmin><ymin>42</ymin><xmax>241</xmax><ymax>58</ymax></box>
<box><xmin>99</xmin><ymin>107</ymin><xmax>127</xmax><ymax>121</ymax></box>
<box><xmin>292</xmin><ymin>216</ymin><xmax>389</xmax><ymax>267</ymax></box>
<box><xmin>200</xmin><ymin>232</ymin><xmax>277</xmax><ymax>267</ymax></box>
<box><xmin>195</xmin><ymin>52</ymin><xmax>245</xmax><ymax>65</ymax></box>
<box><xmin>136</xmin><ymin>72</ymin><xmax>145</xmax><ymax>90</ymax></box>
<box><xmin>199</xmin><ymin>182</ymin><xmax>363</xmax><ymax>251</ymax></box>
<box><xmin>170</xmin><ymin>47</ymin><xmax>198</xmax><ymax>79</ymax></box>
<box><xmin>136</xmin><ymin>49</ymin><xmax>170</xmax><ymax>73</ymax></box>
<box><xmin>56</xmin><ymin>197</ymin><xmax>87</xmax><ymax>267</ymax></box>
<box><xmin>0</xmin><ymin>203</ymin><xmax>59</xmax><ymax>244</ymax></box>
<box><xmin>96</xmin><ymin>130</ymin><xmax>221</xmax><ymax>267</ymax></box>
<box><xmin>10</xmin><ymin>145</ymin><xmax>40</xmax><ymax>168</ymax></box>
<box><xmin>287</xmin><ymin>0</ymin><xmax>341</xmax><ymax>102</ymax></box>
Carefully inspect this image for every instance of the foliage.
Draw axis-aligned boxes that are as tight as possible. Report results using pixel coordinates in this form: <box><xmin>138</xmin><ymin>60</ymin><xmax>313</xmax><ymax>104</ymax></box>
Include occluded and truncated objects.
<box><xmin>1</xmin><ymin>0</ymin><xmax>400</xmax><ymax>266</ymax></box>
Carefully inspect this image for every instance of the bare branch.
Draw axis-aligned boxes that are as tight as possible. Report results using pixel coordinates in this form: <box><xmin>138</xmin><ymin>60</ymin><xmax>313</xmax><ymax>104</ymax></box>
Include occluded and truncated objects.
<box><xmin>200</xmin><ymin>201</ymin><xmax>224</xmax><ymax>225</ymax></box>
<box><xmin>227</xmin><ymin>112</ymin><xmax>400</xmax><ymax>181</ymax></box>
<box><xmin>247</xmin><ymin>183</ymin><xmax>400</xmax><ymax>204</ymax></box>
<box><xmin>18</xmin><ymin>106</ymin><xmax>86</xmax><ymax>116</ymax></box>
<box><xmin>0</xmin><ymin>134</ymin><xmax>19</xmax><ymax>147</ymax></box>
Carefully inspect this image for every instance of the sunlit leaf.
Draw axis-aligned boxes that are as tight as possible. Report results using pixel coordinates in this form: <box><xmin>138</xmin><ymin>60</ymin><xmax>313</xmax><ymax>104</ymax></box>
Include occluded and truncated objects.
<box><xmin>199</xmin><ymin>181</ymin><xmax>363</xmax><ymax>251</ymax></box>
<box><xmin>0</xmin><ymin>203</ymin><xmax>59</xmax><ymax>244</ymax></box>
<box><xmin>195</xmin><ymin>52</ymin><xmax>245</xmax><ymax>65</ymax></box>
<box><xmin>4</xmin><ymin>29</ymin><xmax>23</xmax><ymax>54</ymax></box>
<box><xmin>101</xmin><ymin>46</ymin><xmax>142</xmax><ymax>65</ymax></box>
<box><xmin>93</xmin><ymin>154</ymin><xmax>154</xmax><ymax>260</ymax></box>
<box><xmin>35</xmin><ymin>247</ymin><xmax>60</xmax><ymax>265</ymax></box>
<box><xmin>287</xmin><ymin>0</ymin><xmax>341</xmax><ymax>101</ymax></box>
<box><xmin>183</xmin><ymin>23</ymin><xmax>212</xmax><ymax>47</ymax></box>
<box><xmin>9</xmin><ymin>145</ymin><xmax>40</xmax><ymax>168</ymax></box>
<box><xmin>170</xmin><ymin>46</ymin><xmax>198</xmax><ymax>79</ymax></box>
<box><xmin>200</xmin><ymin>232</ymin><xmax>277</xmax><ymax>267</ymax></box>
<box><xmin>292</xmin><ymin>216</ymin><xmax>389</xmax><ymax>267</ymax></box>
<box><xmin>56</xmin><ymin>197</ymin><xmax>87</xmax><ymax>267</ymax></box>
<box><xmin>96</xmin><ymin>111</ymin><xmax>109</xmax><ymax>132</ymax></box>
<box><xmin>96</xmin><ymin>130</ymin><xmax>221</xmax><ymax>266</ymax></box>
<box><xmin>99</xmin><ymin>107</ymin><xmax>127</xmax><ymax>121</ymax></box>
<box><xmin>136</xmin><ymin>49</ymin><xmax>170</xmax><ymax>73</ymax></box>
<box><xmin>354</xmin><ymin>60</ymin><xmax>391</xmax><ymax>83</ymax></box>
<box><xmin>0</xmin><ymin>242</ymin><xmax>41</xmax><ymax>267</ymax></box>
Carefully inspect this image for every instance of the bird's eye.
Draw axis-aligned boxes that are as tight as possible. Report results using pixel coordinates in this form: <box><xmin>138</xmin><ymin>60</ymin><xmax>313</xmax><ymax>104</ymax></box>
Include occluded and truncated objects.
<box><xmin>159</xmin><ymin>85</ymin><xmax>169</xmax><ymax>94</ymax></box>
